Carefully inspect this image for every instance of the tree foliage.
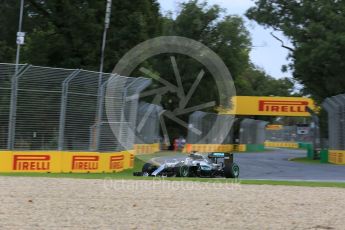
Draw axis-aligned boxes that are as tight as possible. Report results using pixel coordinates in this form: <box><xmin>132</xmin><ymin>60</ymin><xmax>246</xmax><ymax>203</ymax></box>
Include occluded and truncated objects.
<box><xmin>153</xmin><ymin>1</ymin><xmax>293</xmax><ymax>103</ymax></box>
<box><xmin>246</xmin><ymin>0</ymin><xmax>345</xmax><ymax>101</ymax></box>
<box><xmin>154</xmin><ymin>1</ymin><xmax>252</xmax><ymax>107</ymax></box>
<box><xmin>0</xmin><ymin>0</ymin><xmax>295</xmax><ymax>96</ymax></box>
<box><xmin>0</xmin><ymin>0</ymin><xmax>162</xmax><ymax>72</ymax></box>
<box><xmin>0</xmin><ymin>0</ymin><xmax>297</xmax><ymax>145</ymax></box>
<box><xmin>140</xmin><ymin>0</ymin><xmax>295</xmax><ymax>137</ymax></box>
<box><xmin>237</xmin><ymin>65</ymin><xmax>294</xmax><ymax>96</ymax></box>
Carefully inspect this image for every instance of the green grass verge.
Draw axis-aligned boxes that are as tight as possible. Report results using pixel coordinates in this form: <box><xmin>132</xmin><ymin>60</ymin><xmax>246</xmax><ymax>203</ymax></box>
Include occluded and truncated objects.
<box><xmin>1</xmin><ymin>152</ymin><xmax>344</xmax><ymax>188</ymax></box>
<box><xmin>0</xmin><ymin>172</ymin><xmax>344</xmax><ymax>188</ymax></box>
<box><xmin>290</xmin><ymin>157</ymin><xmax>322</xmax><ymax>164</ymax></box>
<box><xmin>135</xmin><ymin>151</ymin><xmax>185</xmax><ymax>162</ymax></box>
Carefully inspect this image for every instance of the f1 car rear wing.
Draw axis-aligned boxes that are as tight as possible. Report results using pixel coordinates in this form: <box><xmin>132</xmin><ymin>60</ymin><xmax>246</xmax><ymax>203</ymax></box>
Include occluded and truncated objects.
<box><xmin>208</xmin><ymin>152</ymin><xmax>231</xmax><ymax>158</ymax></box>
<box><xmin>208</xmin><ymin>152</ymin><xmax>233</xmax><ymax>163</ymax></box>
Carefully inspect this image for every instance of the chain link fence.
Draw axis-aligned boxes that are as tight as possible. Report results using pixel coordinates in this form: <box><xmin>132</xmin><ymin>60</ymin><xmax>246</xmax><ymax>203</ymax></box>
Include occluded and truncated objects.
<box><xmin>322</xmin><ymin>94</ymin><xmax>345</xmax><ymax>150</ymax></box>
<box><xmin>0</xmin><ymin>63</ymin><xmax>150</xmax><ymax>152</ymax></box>
<box><xmin>135</xmin><ymin>102</ymin><xmax>163</xmax><ymax>144</ymax></box>
<box><xmin>187</xmin><ymin>111</ymin><xmax>233</xmax><ymax>144</ymax></box>
<box><xmin>102</xmin><ymin>77</ymin><xmax>150</xmax><ymax>151</ymax></box>
<box><xmin>266</xmin><ymin>126</ymin><xmax>296</xmax><ymax>142</ymax></box>
<box><xmin>266</xmin><ymin>126</ymin><xmax>293</xmax><ymax>142</ymax></box>
<box><xmin>265</xmin><ymin>125</ymin><xmax>314</xmax><ymax>143</ymax></box>
<box><xmin>239</xmin><ymin>119</ymin><xmax>268</xmax><ymax>145</ymax></box>
<box><xmin>0</xmin><ymin>64</ymin><xmax>14</xmax><ymax>149</ymax></box>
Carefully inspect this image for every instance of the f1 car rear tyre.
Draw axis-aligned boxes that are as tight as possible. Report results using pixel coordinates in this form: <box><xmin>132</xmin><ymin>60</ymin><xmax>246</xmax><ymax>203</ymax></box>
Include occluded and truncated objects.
<box><xmin>224</xmin><ymin>163</ymin><xmax>239</xmax><ymax>178</ymax></box>
<box><xmin>142</xmin><ymin>163</ymin><xmax>155</xmax><ymax>174</ymax></box>
<box><xmin>179</xmin><ymin>165</ymin><xmax>190</xmax><ymax>177</ymax></box>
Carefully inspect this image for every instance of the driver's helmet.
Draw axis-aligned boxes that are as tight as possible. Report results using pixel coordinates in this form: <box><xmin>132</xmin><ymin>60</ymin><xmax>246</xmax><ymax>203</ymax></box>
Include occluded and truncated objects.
<box><xmin>189</xmin><ymin>153</ymin><xmax>203</xmax><ymax>160</ymax></box>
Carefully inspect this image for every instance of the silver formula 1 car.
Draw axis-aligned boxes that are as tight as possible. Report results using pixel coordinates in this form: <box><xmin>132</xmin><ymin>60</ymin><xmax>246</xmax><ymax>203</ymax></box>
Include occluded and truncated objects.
<box><xmin>133</xmin><ymin>152</ymin><xmax>239</xmax><ymax>178</ymax></box>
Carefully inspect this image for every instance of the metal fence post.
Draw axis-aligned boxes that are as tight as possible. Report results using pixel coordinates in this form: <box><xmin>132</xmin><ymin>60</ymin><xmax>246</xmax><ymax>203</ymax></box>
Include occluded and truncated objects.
<box><xmin>240</xmin><ymin>119</ymin><xmax>252</xmax><ymax>144</ymax></box>
<box><xmin>95</xmin><ymin>79</ymin><xmax>109</xmax><ymax>151</ymax></box>
<box><xmin>239</xmin><ymin>119</ymin><xmax>246</xmax><ymax>144</ymax></box>
<box><xmin>187</xmin><ymin>111</ymin><xmax>205</xmax><ymax>144</ymax></box>
<box><xmin>136</xmin><ymin>102</ymin><xmax>163</xmax><ymax>144</ymax></box>
<box><xmin>118</xmin><ymin>85</ymin><xmax>128</xmax><ymax>150</ymax></box>
<box><xmin>323</xmin><ymin>98</ymin><xmax>340</xmax><ymax>150</ymax></box>
<box><xmin>7</xmin><ymin>64</ymin><xmax>30</xmax><ymax>149</ymax></box>
<box><xmin>339</xmin><ymin>94</ymin><xmax>345</xmax><ymax>149</ymax></box>
<box><xmin>122</xmin><ymin>78</ymin><xmax>151</xmax><ymax>150</ymax></box>
<box><xmin>256</xmin><ymin>121</ymin><xmax>268</xmax><ymax>144</ymax></box>
<box><xmin>117</xmin><ymin>78</ymin><xmax>132</xmax><ymax>150</ymax></box>
<box><xmin>250</xmin><ymin>120</ymin><xmax>257</xmax><ymax>144</ymax></box>
<box><xmin>58</xmin><ymin>69</ymin><xmax>80</xmax><ymax>150</ymax></box>
<box><xmin>103</xmin><ymin>75</ymin><xmax>128</xmax><ymax>151</ymax></box>
<box><xmin>329</xmin><ymin>97</ymin><xmax>342</xmax><ymax>150</ymax></box>
<box><xmin>333</xmin><ymin>95</ymin><xmax>345</xmax><ymax>150</ymax></box>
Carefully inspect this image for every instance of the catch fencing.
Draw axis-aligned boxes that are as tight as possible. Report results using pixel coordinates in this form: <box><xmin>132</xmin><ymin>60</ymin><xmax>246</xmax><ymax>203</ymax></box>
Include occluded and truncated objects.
<box><xmin>0</xmin><ymin>63</ymin><xmax>150</xmax><ymax>152</ymax></box>
<box><xmin>265</xmin><ymin>125</ymin><xmax>313</xmax><ymax>143</ymax></box>
<box><xmin>185</xmin><ymin>115</ymin><xmax>268</xmax><ymax>152</ymax></box>
<box><xmin>265</xmin><ymin>126</ymin><xmax>295</xmax><ymax>142</ymax></box>
<box><xmin>135</xmin><ymin>102</ymin><xmax>162</xmax><ymax>144</ymax></box>
<box><xmin>184</xmin><ymin>111</ymin><xmax>233</xmax><ymax>152</ymax></box>
<box><xmin>239</xmin><ymin>119</ymin><xmax>268</xmax><ymax>145</ymax></box>
<box><xmin>133</xmin><ymin>102</ymin><xmax>163</xmax><ymax>154</ymax></box>
<box><xmin>186</xmin><ymin>114</ymin><xmax>267</xmax><ymax>145</ymax></box>
<box><xmin>322</xmin><ymin>94</ymin><xmax>345</xmax><ymax>164</ymax></box>
<box><xmin>322</xmin><ymin>94</ymin><xmax>345</xmax><ymax>150</ymax></box>
<box><xmin>187</xmin><ymin>111</ymin><xmax>233</xmax><ymax>144</ymax></box>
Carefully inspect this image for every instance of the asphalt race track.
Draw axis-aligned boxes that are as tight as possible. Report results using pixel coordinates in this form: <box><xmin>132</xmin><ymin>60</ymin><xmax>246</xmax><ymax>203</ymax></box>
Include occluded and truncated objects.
<box><xmin>236</xmin><ymin>148</ymin><xmax>345</xmax><ymax>181</ymax></box>
<box><xmin>152</xmin><ymin>149</ymin><xmax>345</xmax><ymax>182</ymax></box>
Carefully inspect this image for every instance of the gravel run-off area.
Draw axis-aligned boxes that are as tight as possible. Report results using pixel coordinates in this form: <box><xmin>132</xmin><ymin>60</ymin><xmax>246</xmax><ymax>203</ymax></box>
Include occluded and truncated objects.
<box><xmin>0</xmin><ymin>177</ymin><xmax>344</xmax><ymax>230</ymax></box>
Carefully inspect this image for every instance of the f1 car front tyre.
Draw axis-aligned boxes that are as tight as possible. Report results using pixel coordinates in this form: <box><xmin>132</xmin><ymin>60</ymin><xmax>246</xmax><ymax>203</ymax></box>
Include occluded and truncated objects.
<box><xmin>179</xmin><ymin>165</ymin><xmax>190</xmax><ymax>177</ymax></box>
<box><xmin>224</xmin><ymin>163</ymin><xmax>240</xmax><ymax>178</ymax></box>
<box><xmin>142</xmin><ymin>163</ymin><xmax>157</xmax><ymax>174</ymax></box>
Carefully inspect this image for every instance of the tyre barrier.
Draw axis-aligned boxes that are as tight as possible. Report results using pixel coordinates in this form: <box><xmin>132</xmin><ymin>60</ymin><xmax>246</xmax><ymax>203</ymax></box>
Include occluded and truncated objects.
<box><xmin>232</xmin><ymin>144</ymin><xmax>247</xmax><ymax>152</ymax></box>
<box><xmin>183</xmin><ymin>144</ymin><xmax>234</xmax><ymax>153</ymax></box>
<box><xmin>134</xmin><ymin>143</ymin><xmax>160</xmax><ymax>155</ymax></box>
<box><xmin>328</xmin><ymin>150</ymin><xmax>345</xmax><ymax>165</ymax></box>
<box><xmin>264</xmin><ymin>141</ymin><xmax>299</xmax><ymax>149</ymax></box>
<box><xmin>182</xmin><ymin>144</ymin><xmax>250</xmax><ymax>153</ymax></box>
<box><xmin>0</xmin><ymin>150</ymin><xmax>134</xmax><ymax>173</ymax></box>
